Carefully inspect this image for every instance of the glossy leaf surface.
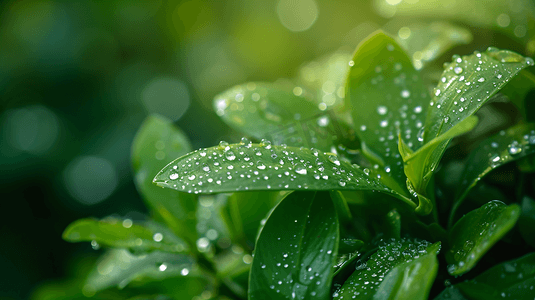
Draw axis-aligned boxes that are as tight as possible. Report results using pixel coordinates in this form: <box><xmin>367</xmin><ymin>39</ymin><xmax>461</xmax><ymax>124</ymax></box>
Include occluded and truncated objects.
<box><xmin>447</xmin><ymin>201</ymin><xmax>521</xmax><ymax>276</ymax></box>
<box><xmin>214</xmin><ymin>82</ymin><xmax>348</xmax><ymax>152</ymax></box>
<box><xmin>424</xmin><ymin>47</ymin><xmax>533</xmax><ymax>142</ymax></box>
<box><xmin>347</xmin><ymin>31</ymin><xmax>430</xmax><ymax>187</ymax></box>
<box><xmin>84</xmin><ymin>249</ymin><xmax>206</xmax><ymax>295</ymax></box>
<box><xmin>63</xmin><ymin>218</ymin><xmax>187</xmax><ymax>254</ymax></box>
<box><xmin>334</xmin><ymin>238</ymin><xmax>437</xmax><ymax>299</ymax></box>
<box><xmin>400</xmin><ymin>115</ymin><xmax>478</xmax><ymax>206</ymax></box>
<box><xmin>373</xmin><ymin>242</ymin><xmax>440</xmax><ymax>300</ymax></box>
<box><xmin>296</xmin><ymin>51</ymin><xmax>352</xmax><ymax>117</ymax></box>
<box><xmin>132</xmin><ymin>115</ymin><xmax>197</xmax><ymax>245</ymax></box>
<box><xmin>248</xmin><ymin>192</ymin><xmax>339</xmax><ymax>300</ymax></box>
<box><xmin>451</xmin><ymin>124</ymin><xmax>535</xmax><ymax>223</ymax></box>
<box><xmin>501</xmin><ymin>70</ymin><xmax>535</xmax><ymax>121</ymax></box>
<box><xmin>455</xmin><ymin>252</ymin><xmax>535</xmax><ymax>299</ymax></box>
<box><xmin>154</xmin><ymin>142</ymin><xmax>415</xmax><ymax>208</ymax></box>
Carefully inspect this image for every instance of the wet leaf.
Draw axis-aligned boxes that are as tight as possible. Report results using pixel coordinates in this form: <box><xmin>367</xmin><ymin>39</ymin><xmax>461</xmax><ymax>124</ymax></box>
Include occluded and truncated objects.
<box><xmin>519</xmin><ymin>196</ymin><xmax>535</xmax><ymax>248</ymax></box>
<box><xmin>296</xmin><ymin>50</ymin><xmax>352</xmax><ymax>119</ymax></box>
<box><xmin>450</xmin><ymin>123</ymin><xmax>535</xmax><ymax>224</ymax></box>
<box><xmin>63</xmin><ymin>218</ymin><xmax>187</xmax><ymax>255</ymax></box>
<box><xmin>400</xmin><ymin>115</ymin><xmax>479</xmax><ymax>214</ymax></box>
<box><xmin>132</xmin><ymin>115</ymin><xmax>197</xmax><ymax>246</ymax></box>
<box><xmin>347</xmin><ymin>30</ymin><xmax>430</xmax><ymax>191</ymax></box>
<box><xmin>83</xmin><ymin>249</ymin><xmax>207</xmax><ymax>296</ymax></box>
<box><xmin>501</xmin><ymin>70</ymin><xmax>535</xmax><ymax>121</ymax></box>
<box><xmin>424</xmin><ymin>47</ymin><xmax>533</xmax><ymax>143</ymax></box>
<box><xmin>154</xmin><ymin>141</ymin><xmax>416</xmax><ymax>209</ymax></box>
<box><xmin>446</xmin><ymin>200</ymin><xmax>521</xmax><ymax>276</ymax></box>
<box><xmin>248</xmin><ymin>192</ymin><xmax>339</xmax><ymax>300</ymax></box>
<box><xmin>451</xmin><ymin>253</ymin><xmax>535</xmax><ymax>299</ymax></box>
<box><xmin>434</xmin><ymin>286</ymin><xmax>469</xmax><ymax>300</ymax></box>
<box><xmin>372</xmin><ymin>209</ymin><xmax>401</xmax><ymax>240</ymax></box>
<box><xmin>334</xmin><ymin>238</ymin><xmax>438</xmax><ymax>299</ymax></box>
<box><xmin>213</xmin><ymin>82</ymin><xmax>348</xmax><ymax>152</ymax></box>
<box><xmin>373</xmin><ymin>242</ymin><xmax>440</xmax><ymax>300</ymax></box>
<box><xmin>393</xmin><ymin>21</ymin><xmax>473</xmax><ymax>70</ymax></box>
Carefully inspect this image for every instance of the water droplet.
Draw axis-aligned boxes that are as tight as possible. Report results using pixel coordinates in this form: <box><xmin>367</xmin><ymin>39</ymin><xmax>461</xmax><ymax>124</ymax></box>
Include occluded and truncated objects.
<box><xmin>478</xmin><ymin>77</ymin><xmax>485</xmax><ymax>82</ymax></box>
<box><xmin>349</xmin><ymin>60</ymin><xmax>355</xmax><ymax>67</ymax></box>
<box><xmin>508</xmin><ymin>142</ymin><xmax>522</xmax><ymax>155</ymax></box>
<box><xmin>170</xmin><ymin>173</ymin><xmax>179</xmax><ymax>180</ymax></box>
<box><xmin>295</xmin><ymin>168</ymin><xmax>307</xmax><ymax>175</ymax></box>
<box><xmin>454</xmin><ymin>67</ymin><xmax>463</xmax><ymax>74</ymax></box>
<box><xmin>159</xmin><ymin>263</ymin><xmax>167</xmax><ymax>271</ymax></box>
<box><xmin>225</xmin><ymin>151</ymin><xmax>236</xmax><ymax>161</ymax></box>
<box><xmin>401</xmin><ymin>90</ymin><xmax>410</xmax><ymax>98</ymax></box>
<box><xmin>188</xmin><ymin>175</ymin><xmax>196</xmax><ymax>180</ymax></box>
<box><xmin>377</xmin><ymin>106</ymin><xmax>388</xmax><ymax>115</ymax></box>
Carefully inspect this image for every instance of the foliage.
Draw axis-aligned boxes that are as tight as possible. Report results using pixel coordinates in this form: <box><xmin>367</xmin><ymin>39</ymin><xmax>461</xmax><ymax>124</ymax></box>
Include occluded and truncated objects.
<box><xmin>38</xmin><ymin>22</ymin><xmax>535</xmax><ymax>300</ymax></box>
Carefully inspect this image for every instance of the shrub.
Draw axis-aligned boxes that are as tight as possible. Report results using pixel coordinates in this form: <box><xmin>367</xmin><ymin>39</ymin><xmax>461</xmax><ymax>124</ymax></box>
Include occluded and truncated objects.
<box><xmin>53</xmin><ymin>28</ymin><xmax>535</xmax><ymax>300</ymax></box>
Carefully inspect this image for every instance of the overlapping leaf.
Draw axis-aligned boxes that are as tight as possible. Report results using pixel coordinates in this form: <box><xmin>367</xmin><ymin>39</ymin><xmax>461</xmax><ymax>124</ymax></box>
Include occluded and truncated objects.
<box><xmin>83</xmin><ymin>249</ymin><xmax>207</xmax><ymax>296</ymax></box>
<box><xmin>154</xmin><ymin>141</ymin><xmax>415</xmax><ymax>209</ymax></box>
<box><xmin>446</xmin><ymin>200</ymin><xmax>521</xmax><ymax>276</ymax></box>
<box><xmin>213</xmin><ymin>82</ymin><xmax>349</xmax><ymax>152</ymax></box>
<box><xmin>347</xmin><ymin>31</ymin><xmax>430</xmax><ymax>190</ymax></box>
<box><xmin>296</xmin><ymin>50</ymin><xmax>352</xmax><ymax>118</ymax></box>
<box><xmin>436</xmin><ymin>253</ymin><xmax>535</xmax><ymax>300</ymax></box>
<box><xmin>373</xmin><ymin>242</ymin><xmax>440</xmax><ymax>300</ymax></box>
<box><xmin>424</xmin><ymin>48</ymin><xmax>533</xmax><ymax>142</ymax></box>
<box><xmin>132</xmin><ymin>115</ymin><xmax>197</xmax><ymax>246</ymax></box>
<box><xmin>248</xmin><ymin>192</ymin><xmax>339</xmax><ymax>300</ymax></box>
<box><xmin>334</xmin><ymin>239</ymin><xmax>439</xmax><ymax>299</ymax></box>
<box><xmin>450</xmin><ymin>123</ymin><xmax>535</xmax><ymax>224</ymax></box>
<box><xmin>63</xmin><ymin>218</ymin><xmax>187</xmax><ymax>254</ymax></box>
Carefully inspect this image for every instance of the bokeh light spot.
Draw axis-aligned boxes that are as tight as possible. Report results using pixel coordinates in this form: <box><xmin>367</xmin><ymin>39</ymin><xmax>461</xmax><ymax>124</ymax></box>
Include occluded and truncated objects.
<box><xmin>141</xmin><ymin>77</ymin><xmax>190</xmax><ymax>121</ymax></box>
<box><xmin>277</xmin><ymin>0</ymin><xmax>319</xmax><ymax>32</ymax></box>
<box><xmin>63</xmin><ymin>156</ymin><xmax>118</xmax><ymax>205</ymax></box>
<box><xmin>2</xmin><ymin>105</ymin><xmax>60</xmax><ymax>154</ymax></box>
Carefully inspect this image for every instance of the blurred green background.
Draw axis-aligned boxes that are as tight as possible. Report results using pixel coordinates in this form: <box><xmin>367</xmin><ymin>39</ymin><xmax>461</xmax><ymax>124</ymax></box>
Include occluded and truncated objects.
<box><xmin>0</xmin><ymin>0</ymin><xmax>533</xmax><ymax>299</ymax></box>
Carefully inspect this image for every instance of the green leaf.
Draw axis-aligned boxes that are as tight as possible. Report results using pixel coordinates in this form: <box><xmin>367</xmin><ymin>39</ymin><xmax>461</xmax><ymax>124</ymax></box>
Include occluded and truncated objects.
<box><xmin>446</xmin><ymin>200</ymin><xmax>521</xmax><ymax>276</ymax></box>
<box><xmin>449</xmin><ymin>252</ymin><xmax>535</xmax><ymax>300</ymax></box>
<box><xmin>371</xmin><ymin>209</ymin><xmax>401</xmax><ymax>240</ymax></box>
<box><xmin>83</xmin><ymin>249</ymin><xmax>209</xmax><ymax>297</ymax></box>
<box><xmin>222</xmin><ymin>191</ymin><xmax>281</xmax><ymax>247</ymax></box>
<box><xmin>248</xmin><ymin>191</ymin><xmax>339</xmax><ymax>300</ymax></box>
<box><xmin>373</xmin><ymin>242</ymin><xmax>440</xmax><ymax>300</ymax></box>
<box><xmin>338</xmin><ymin>239</ymin><xmax>365</xmax><ymax>255</ymax></box>
<box><xmin>132</xmin><ymin>115</ymin><xmax>197</xmax><ymax>246</ymax></box>
<box><xmin>400</xmin><ymin>115</ymin><xmax>479</xmax><ymax>213</ymax></box>
<box><xmin>501</xmin><ymin>70</ymin><xmax>535</xmax><ymax>121</ymax></box>
<box><xmin>154</xmin><ymin>142</ymin><xmax>415</xmax><ymax>209</ymax></box>
<box><xmin>213</xmin><ymin>82</ymin><xmax>348</xmax><ymax>152</ymax></box>
<box><xmin>392</xmin><ymin>21</ymin><xmax>472</xmax><ymax>70</ymax></box>
<box><xmin>63</xmin><ymin>218</ymin><xmax>187</xmax><ymax>254</ymax></box>
<box><xmin>450</xmin><ymin>123</ymin><xmax>535</xmax><ymax>225</ymax></box>
<box><xmin>434</xmin><ymin>286</ymin><xmax>469</xmax><ymax>300</ymax></box>
<box><xmin>296</xmin><ymin>50</ymin><xmax>352</xmax><ymax>119</ymax></box>
<box><xmin>519</xmin><ymin>196</ymin><xmax>535</xmax><ymax>248</ymax></box>
<box><xmin>347</xmin><ymin>30</ymin><xmax>430</xmax><ymax>189</ymax></box>
<box><xmin>334</xmin><ymin>239</ymin><xmax>438</xmax><ymax>299</ymax></box>
<box><xmin>424</xmin><ymin>47</ymin><xmax>533</xmax><ymax>143</ymax></box>
<box><xmin>376</xmin><ymin>0</ymin><xmax>535</xmax><ymax>44</ymax></box>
